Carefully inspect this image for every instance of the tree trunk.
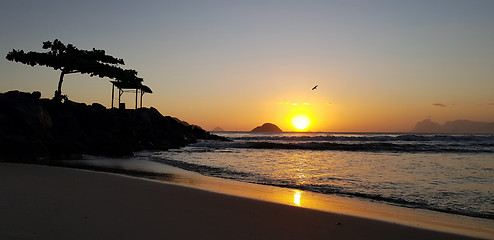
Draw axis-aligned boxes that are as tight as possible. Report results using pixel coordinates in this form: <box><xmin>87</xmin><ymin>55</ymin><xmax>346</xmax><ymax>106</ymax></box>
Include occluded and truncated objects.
<box><xmin>54</xmin><ymin>71</ymin><xmax>65</xmax><ymax>101</ymax></box>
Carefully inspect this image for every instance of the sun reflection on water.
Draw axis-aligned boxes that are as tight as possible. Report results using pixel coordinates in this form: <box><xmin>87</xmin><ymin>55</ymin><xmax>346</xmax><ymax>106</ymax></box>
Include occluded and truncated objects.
<box><xmin>293</xmin><ymin>190</ymin><xmax>302</xmax><ymax>206</ymax></box>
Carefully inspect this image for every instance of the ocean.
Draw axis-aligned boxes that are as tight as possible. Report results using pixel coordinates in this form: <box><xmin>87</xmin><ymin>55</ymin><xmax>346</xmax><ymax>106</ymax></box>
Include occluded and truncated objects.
<box><xmin>141</xmin><ymin>132</ymin><xmax>494</xmax><ymax>220</ymax></box>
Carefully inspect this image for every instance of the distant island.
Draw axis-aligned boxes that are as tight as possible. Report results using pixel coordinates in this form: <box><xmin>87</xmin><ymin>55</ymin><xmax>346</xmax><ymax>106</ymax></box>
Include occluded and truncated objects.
<box><xmin>212</xmin><ymin>127</ymin><xmax>225</xmax><ymax>132</ymax></box>
<box><xmin>250</xmin><ymin>123</ymin><xmax>283</xmax><ymax>133</ymax></box>
<box><xmin>412</xmin><ymin>119</ymin><xmax>494</xmax><ymax>134</ymax></box>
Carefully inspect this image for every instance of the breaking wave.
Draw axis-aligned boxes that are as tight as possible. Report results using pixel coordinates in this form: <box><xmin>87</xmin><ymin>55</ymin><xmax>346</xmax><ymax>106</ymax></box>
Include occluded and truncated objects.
<box><xmin>193</xmin><ymin>133</ymin><xmax>494</xmax><ymax>153</ymax></box>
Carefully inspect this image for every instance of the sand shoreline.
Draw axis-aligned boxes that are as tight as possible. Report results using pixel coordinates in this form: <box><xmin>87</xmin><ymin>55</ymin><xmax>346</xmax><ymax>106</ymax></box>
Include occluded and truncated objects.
<box><xmin>0</xmin><ymin>162</ymin><xmax>489</xmax><ymax>239</ymax></box>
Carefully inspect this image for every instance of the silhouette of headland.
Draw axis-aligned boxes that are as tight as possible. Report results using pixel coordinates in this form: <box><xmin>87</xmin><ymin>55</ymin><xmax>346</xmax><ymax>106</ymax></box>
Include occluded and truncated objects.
<box><xmin>0</xmin><ymin>90</ymin><xmax>228</xmax><ymax>162</ymax></box>
<box><xmin>412</xmin><ymin>119</ymin><xmax>494</xmax><ymax>134</ymax></box>
<box><xmin>250</xmin><ymin>123</ymin><xmax>283</xmax><ymax>133</ymax></box>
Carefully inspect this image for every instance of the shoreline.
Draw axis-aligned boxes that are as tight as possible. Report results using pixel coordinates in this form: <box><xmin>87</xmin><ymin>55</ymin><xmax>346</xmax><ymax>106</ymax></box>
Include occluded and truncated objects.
<box><xmin>1</xmin><ymin>162</ymin><xmax>491</xmax><ymax>239</ymax></box>
<box><xmin>57</xmin><ymin>157</ymin><xmax>494</xmax><ymax>236</ymax></box>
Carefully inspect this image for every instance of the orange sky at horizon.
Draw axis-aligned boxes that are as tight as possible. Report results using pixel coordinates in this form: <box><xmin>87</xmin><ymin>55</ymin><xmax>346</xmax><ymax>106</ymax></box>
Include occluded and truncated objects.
<box><xmin>2</xmin><ymin>54</ymin><xmax>494</xmax><ymax>133</ymax></box>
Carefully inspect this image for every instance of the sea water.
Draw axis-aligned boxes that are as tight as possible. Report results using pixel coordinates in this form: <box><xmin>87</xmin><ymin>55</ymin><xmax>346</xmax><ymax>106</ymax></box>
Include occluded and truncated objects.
<box><xmin>143</xmin><ymin>132</ymin><xmax>494</xmax><ymax>220</ymax></box>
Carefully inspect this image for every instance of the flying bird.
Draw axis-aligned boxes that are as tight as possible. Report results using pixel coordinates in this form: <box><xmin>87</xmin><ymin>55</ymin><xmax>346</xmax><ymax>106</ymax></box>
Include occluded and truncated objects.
<box><xmin>312</xmin><ymin>85</ymin><xmax>318</xmax><ymax>90</ymax></box>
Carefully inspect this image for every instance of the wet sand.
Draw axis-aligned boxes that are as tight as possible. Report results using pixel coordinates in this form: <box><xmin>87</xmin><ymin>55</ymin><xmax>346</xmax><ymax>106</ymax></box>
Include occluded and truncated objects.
<box><xmin>0</xmin><ymin>163</ymin><xmax>486</xmax><ymax>239</ymax></box>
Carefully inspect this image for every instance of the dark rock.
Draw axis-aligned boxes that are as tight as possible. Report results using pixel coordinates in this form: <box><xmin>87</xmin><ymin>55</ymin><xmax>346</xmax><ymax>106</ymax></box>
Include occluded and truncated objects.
<box><xmin>190</xmin><ymin>125</ymin><xmax>230</xmax><ymax>141</ymax></box>
<box><xmin>0</xmin><ymin>90</ymin><xmax>228</xmax><ymax>162</ymax></box>
<box><xmin>32</xmin><ymin>91</ymin><xmax>41</xmax><ymax>99</ymax></box>
<box><xmin>91</xmin><ymin>102</ymin><xmax>106</xmax><ymax>111</ymax></box>
<box><xmin>250</xmin><ymin>123</ymin><xmax>283</xmax><ymax>133</ymax></box>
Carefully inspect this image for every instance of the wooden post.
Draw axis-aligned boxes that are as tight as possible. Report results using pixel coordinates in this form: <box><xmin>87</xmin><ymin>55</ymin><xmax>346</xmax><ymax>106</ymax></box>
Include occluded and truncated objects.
<box><xmin>140</xmin><ymin>90</ymin><xmax>144</xmax><ymax>108</ymax></box>
<box><xmin>119</xmin><ymin>88</ymin><xmax>123</xmax><ymax>106</ymax></box>
<box><xmin>111</xmin><ymin>83</ymin><xmax>115</xmax><ymax>108</ymax></box>
<box><xmin>135</xmin><ymin>88</ymin><xmax>138</xmax><ymax>109</ymax></box>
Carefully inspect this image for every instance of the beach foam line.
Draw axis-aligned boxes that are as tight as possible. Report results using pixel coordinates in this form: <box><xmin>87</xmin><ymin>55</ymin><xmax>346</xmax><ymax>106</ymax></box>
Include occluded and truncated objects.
<box><xmin>0</xmin><ymin>162</ymin><xmax>487</xmax><ymax>240</ymax></box>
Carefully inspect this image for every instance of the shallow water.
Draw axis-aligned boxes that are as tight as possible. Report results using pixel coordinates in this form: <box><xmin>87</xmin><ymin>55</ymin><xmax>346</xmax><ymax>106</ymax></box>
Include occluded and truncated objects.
<box><xmin>147</xmin><ymin>132</ymin><xmax>494</xmax><ymax>220</ymax></box>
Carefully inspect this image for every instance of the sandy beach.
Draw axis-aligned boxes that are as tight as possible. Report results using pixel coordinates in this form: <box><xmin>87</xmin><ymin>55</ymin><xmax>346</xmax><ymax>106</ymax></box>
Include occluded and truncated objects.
<box><xmin>0</xmin><ymin>162</ymin><xmax>486</xmax><ymax>240</ymax></box>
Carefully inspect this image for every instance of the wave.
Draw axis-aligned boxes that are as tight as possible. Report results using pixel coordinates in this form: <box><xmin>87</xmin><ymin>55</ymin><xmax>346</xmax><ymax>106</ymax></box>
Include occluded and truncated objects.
<box><xmin>203</xmin><ymin>133</ymin><xmax>494</xmax><ymax>153</ymax></box>
<box><xmin>150</xmin><ymin>157</ymin><xmax>494</xmax><ymax>220</ymax></box>
<box><xmin>229</xmin><ymin>134</ymin><xmax>494</xmax><ymax>143</ymax></box>
<box><xmin>272</xmin><ymin>182</ymin><xmax>494</xmax><ymax>220</ymax></box>
<box><xmin>191</xmin><ymin>140</ymin><xmax>494</xmax><ymax>153</ymax></box>
<box><xmin>150</xmin><ymin>157</ymin><xmax>256</xmax><ymax>181</ymax></box>
<box><xmin>241</xmin><ymin>141</ymin><xmax>494</xmax><ymax>153</ymax></box>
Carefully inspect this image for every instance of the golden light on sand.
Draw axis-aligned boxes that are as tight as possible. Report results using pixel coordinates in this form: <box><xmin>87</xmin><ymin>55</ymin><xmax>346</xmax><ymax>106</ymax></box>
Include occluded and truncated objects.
<box><xmin>293</xmin><ymin>190</ymin><xmax>302</xmax><ymax>206</ymax></box>
<box><xmin>291</xmin><ymin>115</ymin><xmax>311</xmax><ymax>131</ymax></box>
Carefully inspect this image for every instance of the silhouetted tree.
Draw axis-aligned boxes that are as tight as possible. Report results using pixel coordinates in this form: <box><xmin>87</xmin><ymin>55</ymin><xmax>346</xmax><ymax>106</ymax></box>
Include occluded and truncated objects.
<box><xmin>6</xmin><ymin>39</ymin><xmax>142</xmax><ymax>102</ymax></box>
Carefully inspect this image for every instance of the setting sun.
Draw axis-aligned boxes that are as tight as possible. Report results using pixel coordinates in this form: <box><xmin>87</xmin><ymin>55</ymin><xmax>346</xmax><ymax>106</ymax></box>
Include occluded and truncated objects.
<box><xmin>291</xmin><ymin>115</ymin><xmax>311</xmax><ymax>131</ymax></box>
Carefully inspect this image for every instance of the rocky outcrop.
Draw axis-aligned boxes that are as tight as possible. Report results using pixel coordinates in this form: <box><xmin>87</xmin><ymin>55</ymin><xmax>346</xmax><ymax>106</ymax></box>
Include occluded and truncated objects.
<box><xmin>250</xmin><ymin>123</ymin><xmax>283</xmax><ymax>133</ymax></box>
<box><xmin>412</xmin><ymin>119</ymin><xmax>494</xmax><ymax>134</ymax></box>
<box><xmin>0</xmin><ymin>91</ymin><xmax>227</xmax><ymax>162</ymax></box>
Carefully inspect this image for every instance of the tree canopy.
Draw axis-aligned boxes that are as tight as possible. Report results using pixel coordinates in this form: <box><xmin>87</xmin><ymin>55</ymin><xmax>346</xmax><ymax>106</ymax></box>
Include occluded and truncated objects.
<box><xmin>6</xmin><ymin>39</ymin><xmax>143</xmax><ymax>101</ymax></box>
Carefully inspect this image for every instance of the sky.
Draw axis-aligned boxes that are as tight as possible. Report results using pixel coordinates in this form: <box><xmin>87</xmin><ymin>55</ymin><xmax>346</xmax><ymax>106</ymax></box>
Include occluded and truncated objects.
<box><xmin>1</xmin><ymin>0</ymin><xmax>493</xmax><ymax>132</ymax></box>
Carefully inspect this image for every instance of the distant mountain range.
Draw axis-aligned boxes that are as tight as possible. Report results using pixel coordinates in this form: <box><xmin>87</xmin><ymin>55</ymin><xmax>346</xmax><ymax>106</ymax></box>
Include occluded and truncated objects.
<box><xmin>411</xmin><ymin>119</ymin><xmax>494</xmax><ymax>134</ymax></box>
